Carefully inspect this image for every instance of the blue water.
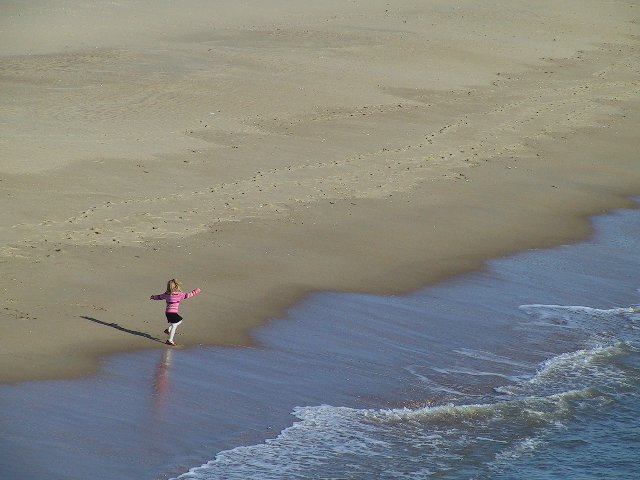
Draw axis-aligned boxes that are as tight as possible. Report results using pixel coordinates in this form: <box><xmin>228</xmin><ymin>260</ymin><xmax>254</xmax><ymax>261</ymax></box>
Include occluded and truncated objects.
<box><xmin>1</xmin><ymin>202</ymin><xmax>639</xmax><ymax>479</ymax></box>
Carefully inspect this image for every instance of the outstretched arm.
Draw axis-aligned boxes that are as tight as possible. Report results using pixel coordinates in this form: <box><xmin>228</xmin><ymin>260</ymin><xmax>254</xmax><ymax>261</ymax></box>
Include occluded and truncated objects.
<box><xmin>150</xmin><ymin>294</ymin><xmax>164</xmax><ymax>300</ymax></box>
<box><xmin>184</xmin><ymin>288</ymin><xmax>201</xmax><ymax>299</ymax></box>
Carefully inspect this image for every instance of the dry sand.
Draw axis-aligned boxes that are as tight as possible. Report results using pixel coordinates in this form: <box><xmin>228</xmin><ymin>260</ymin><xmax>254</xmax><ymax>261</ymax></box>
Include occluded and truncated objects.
<box><xmin>1</xmin><ymin>0</ymin><xmax>639</xmax><ymax>383</ymax></box>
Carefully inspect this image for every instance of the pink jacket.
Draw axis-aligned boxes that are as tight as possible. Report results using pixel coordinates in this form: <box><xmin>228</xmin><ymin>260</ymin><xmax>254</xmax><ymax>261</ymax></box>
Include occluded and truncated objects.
<box><xmin>151</xmin><ymin>288</ymin><xmax>201</xmax><ymax>313</ymax></box>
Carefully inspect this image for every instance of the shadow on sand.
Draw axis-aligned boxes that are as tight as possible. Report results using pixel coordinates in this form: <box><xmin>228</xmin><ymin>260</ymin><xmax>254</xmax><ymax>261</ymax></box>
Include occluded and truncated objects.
<box><xmin>80</xmin><ymin>316</ymin><xmax>164</xmax><ymax>343</ymax></box>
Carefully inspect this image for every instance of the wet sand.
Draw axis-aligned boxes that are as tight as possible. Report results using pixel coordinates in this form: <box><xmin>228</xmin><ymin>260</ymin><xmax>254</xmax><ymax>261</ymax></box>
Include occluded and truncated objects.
<box><xmin>1</xmin><ymin>0</ymin><xmax>639</xmax><ymax>383</ymax></box>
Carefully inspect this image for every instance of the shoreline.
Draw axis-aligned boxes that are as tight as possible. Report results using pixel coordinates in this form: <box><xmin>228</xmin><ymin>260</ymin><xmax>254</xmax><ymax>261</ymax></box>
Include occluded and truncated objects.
<box><xmin>1</xmin><ymin>1</ymin><xmax>639</xmax><ymax>384</ymax></box>
<box><xmin>2</xmin><ymin>199</ymin><xmax>639</xmax><ymax>479</ymax></box>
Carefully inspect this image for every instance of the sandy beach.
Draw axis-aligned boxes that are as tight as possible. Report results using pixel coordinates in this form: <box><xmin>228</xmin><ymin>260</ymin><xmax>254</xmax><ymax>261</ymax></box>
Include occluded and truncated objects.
<box><xmin>1</xmin><ymin>0</ymin><xmax>639</xmax><ymax>384</ymax></box>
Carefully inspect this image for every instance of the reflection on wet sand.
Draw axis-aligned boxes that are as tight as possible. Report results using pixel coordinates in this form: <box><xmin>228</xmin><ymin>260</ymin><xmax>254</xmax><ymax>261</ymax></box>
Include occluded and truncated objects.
<box><xmin>153</xmin><ymin>348</ymin><xmax>173</xmax><ymax>415</ymax></box>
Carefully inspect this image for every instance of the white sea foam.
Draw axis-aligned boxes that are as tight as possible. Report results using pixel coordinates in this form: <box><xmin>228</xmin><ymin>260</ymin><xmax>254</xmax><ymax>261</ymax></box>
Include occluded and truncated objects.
<box><xmin>175</xmin><ymin>386</ymin><xmax>624</xmax><ymax>479</ymax></box>
<box><xmin>518</xmin><ymin>304</ymin><xmax>640</xmax><ymax>351</ymax></box>
<box><xmin>495</xmin><ymin>343</ymin><xmax>633</xmax><ymax>397</ymax></box>
<box><xmin>490</xmin><ymin>436</ymin><xmax>547</xmax><ymax>468</ymax></box>
<box><xmin>453</xmin><ymin>348</ymin><xmax>532</xmax><ymax>369</ymax></box>
<box><xmin>175</xmin><ymin>387</ymin><xmax>605</xmax><ymax>479</ymax></box>
<box><xmin>429</xmin><ymin>365</ymin><xmax>525</xmax><ymax>382</ymax></box>
<box><xmin>519</xmin><ymin>304</ymin><xmax>640</xmax><ymax>330</ymax></box>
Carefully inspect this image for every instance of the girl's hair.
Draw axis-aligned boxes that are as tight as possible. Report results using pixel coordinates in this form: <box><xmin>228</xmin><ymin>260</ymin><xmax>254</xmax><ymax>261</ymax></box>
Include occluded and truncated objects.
<box><xmin>166</xmin><ymin>278</ymin><xmax>182</xmax><ymax>293</ymax></box>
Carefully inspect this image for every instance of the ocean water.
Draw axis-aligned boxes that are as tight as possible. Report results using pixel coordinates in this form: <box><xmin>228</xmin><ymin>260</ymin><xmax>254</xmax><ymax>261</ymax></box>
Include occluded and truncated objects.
<box><xmin>1</xmin><ymin>201</ymin><xmax>639</xmax><ymax>479</ymax></box>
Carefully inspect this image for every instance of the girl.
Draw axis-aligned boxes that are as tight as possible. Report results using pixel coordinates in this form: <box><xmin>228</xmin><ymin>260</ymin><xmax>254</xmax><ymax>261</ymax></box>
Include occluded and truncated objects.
<box><xmin>150</xmin><ymin>279</ymin><xmax>201</xmax><ymax>346</ymax></box>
